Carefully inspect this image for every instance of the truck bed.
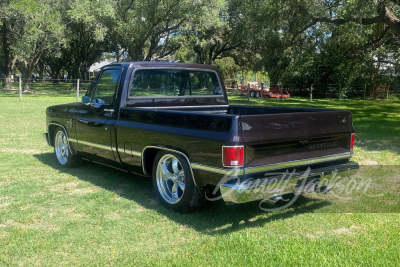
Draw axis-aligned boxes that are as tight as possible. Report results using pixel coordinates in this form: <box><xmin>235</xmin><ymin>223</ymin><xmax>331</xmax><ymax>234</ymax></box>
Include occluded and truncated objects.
<box><xmin>123</xmin><ymin>105</ymin><xmax>353</xmax><ymax>170</ymax></box>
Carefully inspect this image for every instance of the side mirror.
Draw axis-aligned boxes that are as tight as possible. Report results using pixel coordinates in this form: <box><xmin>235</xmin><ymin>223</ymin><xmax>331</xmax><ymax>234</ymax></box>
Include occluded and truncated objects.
<box><xmin>82</xmin><ymin>96</ymin><xmax>91</xmax><ymax>104</ymax></box>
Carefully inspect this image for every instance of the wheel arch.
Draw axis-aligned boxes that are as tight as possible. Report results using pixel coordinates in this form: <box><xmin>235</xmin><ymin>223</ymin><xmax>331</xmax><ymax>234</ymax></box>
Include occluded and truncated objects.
<box><xmin>142</xmin><ymin>146</ymin><xmax>198</xmax><ymax>187</ymax></box>
<box><xmin>48</xmin><ymin>122</ymin><xmax>68</xmax><ymax>146</ymax></box>
<box><xmin>48</xmin><ymin>122</ymin><xmax>77</xmax><ymax>154</ymax></box>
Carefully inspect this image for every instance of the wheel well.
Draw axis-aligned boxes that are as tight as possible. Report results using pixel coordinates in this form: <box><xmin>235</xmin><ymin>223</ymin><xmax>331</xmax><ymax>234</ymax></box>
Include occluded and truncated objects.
<box><xmin>142</xmin><ymin>148</ymin><xmax>159</xmax><ymax>177</ymax></box>
<box><xmin>48</xmin><ymin>124</ymin><xmax>59</xmax><ymax>146</ymax></box>
<box><xmin>142</xmin><ymin>147</ymin><xmax>192</xmax><ymax>178</ymax></box>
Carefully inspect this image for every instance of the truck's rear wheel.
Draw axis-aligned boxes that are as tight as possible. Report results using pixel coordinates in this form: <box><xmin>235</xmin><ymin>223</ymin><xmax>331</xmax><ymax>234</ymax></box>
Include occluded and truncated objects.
<box><xmin>255</xmin><ymin>92</ymin><xmax>260</xmax><ymax>98</ymax></box>
<box><xmin>250</xmin><ymin>91</ymin><xmax>255</xmax><ymax>97</ymax></box>
<box><xmin>54</xmin><ymin>127</ymin><xmax>80</xmax><ymax>167</ymax></box>
<box><xmin>152</xmin><ymin>151</ymin><xmax>205</xmax><ymax>212</ymax></box>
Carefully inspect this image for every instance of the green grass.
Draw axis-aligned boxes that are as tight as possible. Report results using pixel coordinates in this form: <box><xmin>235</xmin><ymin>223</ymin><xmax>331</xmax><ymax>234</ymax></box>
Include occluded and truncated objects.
<box><xmin>0</xmin><ymin>92</ymin><xmax>399</xmax><ymax>266</ymax></box>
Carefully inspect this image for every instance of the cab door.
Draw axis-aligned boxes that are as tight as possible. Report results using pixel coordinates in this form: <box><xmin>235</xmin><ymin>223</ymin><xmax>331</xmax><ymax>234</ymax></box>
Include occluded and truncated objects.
<box><xmin>75</xmin><ymin>67</ymin><xmax>122</xmax><ymax>166</ymax></box>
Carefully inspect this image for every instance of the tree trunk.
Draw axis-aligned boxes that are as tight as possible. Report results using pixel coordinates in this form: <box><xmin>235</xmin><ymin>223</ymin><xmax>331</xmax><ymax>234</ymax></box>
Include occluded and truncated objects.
<box><xmin>1</xmin><ymin>23</ymin><xmax>16</xmax><ymax>90</ymax></box>
<box><xmin>23</xmin><ymin>75</ymin><xmax>32</xmax><ymax>92</ymax></box>
<box><xmin>2</xmin><ymin>75</ymin><xmax>13</xmax><ymax>90</ymax></box>
<box><xmin>38</xmin><ymin>61</ymin><xmax>45</xmax><ymax>81</ymax></box>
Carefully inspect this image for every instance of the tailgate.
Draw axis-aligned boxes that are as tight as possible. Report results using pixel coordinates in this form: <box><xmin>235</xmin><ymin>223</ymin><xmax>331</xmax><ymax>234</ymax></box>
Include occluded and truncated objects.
<box><xmin>240</xmin><ymin>110</ymin><xmax>354</xmax><ymax>168</ymax></box>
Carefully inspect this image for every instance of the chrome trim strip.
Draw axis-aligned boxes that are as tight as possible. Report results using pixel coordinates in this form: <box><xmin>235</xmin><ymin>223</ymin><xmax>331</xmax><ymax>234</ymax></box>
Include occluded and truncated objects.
<box><xmin>131</xmin><ymin>150</ymin><xmax>141</xmax><ymax>157</ymax></box>
<box><xmin>191</xmin><ymin>163</ymin><xmax>244</xmax><ymax>175</ymax></box>
<box><xmin>244</xmin><ymin>152</ymin><xmax>351</xmax><ymax>174</ymax></box>
<box><xmin>77</xmin><ymin>140</ymin><xmax>112</xmax><ymax>151</ymax></box>
<box><xmin>68</xmin><ymin>137</ymin><xmax>78</xmax><ymax>143</ymax></box>
<box><xmin>190</xmin><ymin>152</ymin><xmax>351</xmax><ymax>175</ymax></box>
<box><xmin>142</xmin><ymin>146</ymin><xmax>198</xmax><ymax>186</ymax></box>
<box><xmin>118</xmin><ymin>147</ymin><xmax>141</xmax><ymax>157</ymax></box>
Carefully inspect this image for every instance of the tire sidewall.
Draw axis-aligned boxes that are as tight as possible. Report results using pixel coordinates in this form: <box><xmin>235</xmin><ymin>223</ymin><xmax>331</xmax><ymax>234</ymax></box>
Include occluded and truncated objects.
<box><xmin>152</xmin><ymin>151</ymin><xmax>195</xmax><ymax>212</ymax></box>
<box><xmin>54</xmin><ymin>127</ymin><xmax>76</xmax><ymax>167</ymax></box>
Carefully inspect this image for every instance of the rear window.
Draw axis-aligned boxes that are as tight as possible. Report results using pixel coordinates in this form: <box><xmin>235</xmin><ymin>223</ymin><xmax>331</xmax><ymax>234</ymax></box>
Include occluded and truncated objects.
<box><xmin>129</xmin><ymin>69</ymin><xmax>222</xmax><ymax>97</ymax></box>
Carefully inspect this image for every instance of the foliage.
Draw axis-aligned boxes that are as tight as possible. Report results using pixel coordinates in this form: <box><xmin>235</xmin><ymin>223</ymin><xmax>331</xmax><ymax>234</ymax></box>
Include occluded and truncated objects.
<box><xmin>1</xmin><ymin>0</ymin><xmax>400</xmax><ymax>97</ymax></box>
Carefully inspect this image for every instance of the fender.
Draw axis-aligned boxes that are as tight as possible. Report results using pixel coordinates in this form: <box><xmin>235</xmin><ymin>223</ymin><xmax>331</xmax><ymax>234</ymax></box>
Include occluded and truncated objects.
<box><xmin>142</xmin><ymin>146</ymin><xmax>198</xmax><ymax>187</ymax></box>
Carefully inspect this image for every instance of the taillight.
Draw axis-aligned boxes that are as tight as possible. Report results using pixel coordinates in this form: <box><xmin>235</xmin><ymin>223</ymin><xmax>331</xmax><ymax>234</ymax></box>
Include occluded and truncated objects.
<box><xmin>350</xmin><ymin>133</ymin><xmax>355</xmax><ymax>152</ymax></box>
<box><xmin>222</xmin><ymin>146</ymin><xmax>244</xmax><ymax>167</ymax></box>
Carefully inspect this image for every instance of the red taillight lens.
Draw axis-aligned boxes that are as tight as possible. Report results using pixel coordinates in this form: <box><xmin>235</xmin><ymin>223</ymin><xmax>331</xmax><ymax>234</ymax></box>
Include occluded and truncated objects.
<box><xmin>222</xmin><ymin>146</ymin><xmax>244</xmax><ymax>167</ymax></box>
<box><xmin>350</xmin><ymin>133</ymin><xmax>355</xmax><ymax>151</ymax></box>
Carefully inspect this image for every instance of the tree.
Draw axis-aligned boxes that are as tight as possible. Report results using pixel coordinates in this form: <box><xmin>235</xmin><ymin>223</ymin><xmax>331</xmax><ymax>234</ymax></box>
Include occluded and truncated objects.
<box><xmin>16</xmin><ymin>0</ymin><xmax>66</xmax><ymax>90</ymax></box>
<box><xmin>100</xmin><ymin>0</ymin><xmax>197</xmax><ymax>61</ymax></box>
<box><xmin>0</xmin><ymin>0</ymin><xmax>24</xmax><ymax>89</ymax></box>
<box><xmin>181</xmin><ymin>0</ymin><xmax>244</xmax><ymax>64</ymax></box>
<box><xmin>0</xmin><ymin>0</ymin><xmax>66</xmax><ymax>90</ymax></box>
<box><xmin>43</xmin><ymin>0</ymin><xmax>110</xmax><ymax>80</ymax></box>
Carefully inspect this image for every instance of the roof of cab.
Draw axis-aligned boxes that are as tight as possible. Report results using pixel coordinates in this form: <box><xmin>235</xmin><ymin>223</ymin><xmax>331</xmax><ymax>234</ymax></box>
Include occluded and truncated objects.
<box><xmin>102</xmin><ymin>61</ymin><xmax>219</xmax><ymax>71</ymax></box>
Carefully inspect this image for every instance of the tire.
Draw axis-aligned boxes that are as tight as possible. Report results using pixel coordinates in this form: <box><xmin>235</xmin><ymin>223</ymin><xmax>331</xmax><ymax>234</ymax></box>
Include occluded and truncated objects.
<box><xmin>250</xmin><ymin>91</ymin><xmax>255</xmax><ymax>97</ymax></box>
<box><xmin>53</xmin><ymin>127</ymin><xmax>80</xmax><ymax>167</ymax></box>
<box><xmin>152</xmin><ymin>151</ymin><xmax>205</xmax><ymax>212</ymax></box>
<box><xmin>255</xmin><ymin>92</ymin><xmax>260</xmax><ymax>98</ymax></box>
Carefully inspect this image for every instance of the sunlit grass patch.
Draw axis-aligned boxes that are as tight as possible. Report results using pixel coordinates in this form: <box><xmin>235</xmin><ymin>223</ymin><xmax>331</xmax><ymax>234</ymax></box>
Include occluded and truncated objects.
<box><xmin>0</xmin><ymin>92</ymin><xmax>399</xmax><ymax>266</ymax></box>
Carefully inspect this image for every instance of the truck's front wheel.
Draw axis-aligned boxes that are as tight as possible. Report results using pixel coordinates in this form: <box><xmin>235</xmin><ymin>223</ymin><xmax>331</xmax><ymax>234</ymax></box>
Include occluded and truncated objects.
<box><xmin>152</xmin><ymin>151</ymin><xmax>205</xmax><ymax>212</ymax></box>
<box><xmin>53</xmin><ymin>127</ymin><xmax>80</xmax><ymax>167</ymax></box>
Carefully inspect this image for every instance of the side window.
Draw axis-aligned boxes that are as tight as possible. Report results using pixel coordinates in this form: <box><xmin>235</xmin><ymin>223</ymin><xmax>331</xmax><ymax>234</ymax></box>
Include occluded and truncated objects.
<box><xmin>129</xmin><ymin>69</ymin><xmax>222</xmax><ymax>97</ymax></box>
<box><xmin>91</xmin><ymin>69</ymin><xmax>121</xmax><ymax>106</ymax></box>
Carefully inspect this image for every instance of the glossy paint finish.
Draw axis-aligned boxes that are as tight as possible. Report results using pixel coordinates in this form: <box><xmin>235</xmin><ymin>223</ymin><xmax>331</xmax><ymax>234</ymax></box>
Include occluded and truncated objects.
<box><xmin>45</xmin><ymin>61</ymin><xmax>357</xmax><ymax>189</ymax></box>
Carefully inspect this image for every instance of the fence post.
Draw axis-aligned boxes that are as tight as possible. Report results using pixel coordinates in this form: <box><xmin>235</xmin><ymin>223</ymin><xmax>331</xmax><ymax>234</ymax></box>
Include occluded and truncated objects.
<box><xmin>386</xmin><ymin>87</ymin><xmax>389</xmax><ymax>100</ymax></box>
<box><xmin>310</xmin><ymin>84</ymin><xmax>313</xmax><ymax>102</ymax></box>
<box><xmin>247</xmin><ymin>83</ymin><xmax>250</xmax><ymax>104</ymax></box>
<box><xmin>19</xmin><ymin>76</ymin><xmax>22</xmax><ymax>102</ymax></box>
<box><xmin>76</xmin><ymin>79</ymin><xmax>80</xmax><ymax>102</ymax></box>
<box><xmin>338</xmin><ymin>83</ymin><xmax>342</xmax><ymax>100</ymax></box>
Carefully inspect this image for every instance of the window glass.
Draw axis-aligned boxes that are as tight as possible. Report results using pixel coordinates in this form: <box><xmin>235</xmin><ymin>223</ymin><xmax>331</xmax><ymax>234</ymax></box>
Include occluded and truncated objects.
<box><xmin>129</xmin><ymin>69</ymin><xmax>222</xmax><ymax>97</ymax></box>
<box><xmin>91</xmin><ymin>69</ymin><xmax>121</xmax><ymax>105</ymax></box>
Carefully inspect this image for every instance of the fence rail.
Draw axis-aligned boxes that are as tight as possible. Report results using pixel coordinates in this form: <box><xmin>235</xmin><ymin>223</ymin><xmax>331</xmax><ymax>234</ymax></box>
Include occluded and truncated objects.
<box><xmin>2</xmin><ymin>78</ymin><xmax>399</xmax><ymax>101</ymax></box>
<box><xmin>232</xmin><ymin>82</ymin><xmax>400</xmax><ymax>100</ymax></box>
<box><xmin>0</xmin><ymin>78</ymin><xmax>91</xmax><ymax>101</ymax></box>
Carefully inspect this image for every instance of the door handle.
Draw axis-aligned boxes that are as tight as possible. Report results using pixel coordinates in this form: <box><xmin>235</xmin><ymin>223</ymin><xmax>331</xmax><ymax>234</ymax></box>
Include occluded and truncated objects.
<box><xmin>103</xmin><ymin>109</ymin><xmax>114</xmax><ymax>113</ymax></box>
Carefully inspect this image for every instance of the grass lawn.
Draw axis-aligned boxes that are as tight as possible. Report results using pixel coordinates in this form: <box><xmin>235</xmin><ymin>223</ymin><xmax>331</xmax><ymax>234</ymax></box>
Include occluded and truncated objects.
<box><xmin>0</xmin><ymin>92</ymin><xmax>399</xmax><ymax>266</ymax></box>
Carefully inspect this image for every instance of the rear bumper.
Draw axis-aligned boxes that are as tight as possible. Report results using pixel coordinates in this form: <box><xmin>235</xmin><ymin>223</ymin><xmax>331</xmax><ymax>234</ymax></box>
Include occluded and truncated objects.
<box><xmin>220</xmin><ymin>161</ymin><xmax>359</xmax><ymax>204</ymax></box>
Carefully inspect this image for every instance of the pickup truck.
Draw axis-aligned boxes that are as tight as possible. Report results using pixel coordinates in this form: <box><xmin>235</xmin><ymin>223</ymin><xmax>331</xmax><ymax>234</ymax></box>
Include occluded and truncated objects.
<box><xmin>44</xmin><ymin>61</ymin><xmax>359</xmax><ymax>212</ymax></box>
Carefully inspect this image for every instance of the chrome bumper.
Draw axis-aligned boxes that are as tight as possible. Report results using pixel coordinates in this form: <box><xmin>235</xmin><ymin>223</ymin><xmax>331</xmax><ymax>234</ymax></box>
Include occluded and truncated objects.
<box><xmin>43</xmin><ymin>133</ymin><xmax>51</xmax><ymax>146</ymax></box>
<box><xmin>220</xmin><ymin>162</ymin><xmax>359</xmax><ymax>204</ymax></box>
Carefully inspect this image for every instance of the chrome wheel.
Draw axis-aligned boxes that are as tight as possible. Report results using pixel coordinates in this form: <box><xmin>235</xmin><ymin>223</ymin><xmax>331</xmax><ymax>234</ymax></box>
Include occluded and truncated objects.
<box><xmin>155</xmin><ymin>154</ymin><xmax>186</xmax><ymax>204</ymax></box>
<box><xmin>55</xmin><ymin>130</ymin><xmax>69</xmax><ymax>165</ymax></box>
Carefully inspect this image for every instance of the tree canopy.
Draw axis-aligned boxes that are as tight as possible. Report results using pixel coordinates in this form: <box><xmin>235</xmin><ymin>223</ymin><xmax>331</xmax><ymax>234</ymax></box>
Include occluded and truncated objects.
<box><xmin>1</xmin><ymin>0</ymin><xmax>399</xmax><ymax>97</ymax></box>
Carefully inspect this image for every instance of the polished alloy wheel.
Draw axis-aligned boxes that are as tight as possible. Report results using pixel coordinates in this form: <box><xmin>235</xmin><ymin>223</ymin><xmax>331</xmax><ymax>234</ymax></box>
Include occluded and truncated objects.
<box><xmin>155</xmin><ymin>154</ymin><xmax>186</xmax><ymax>204</ymax></box>
<box><xmin>55</xmin><ymin>130</ymin><xmax>69</xmax><ymax>165</ymax></box>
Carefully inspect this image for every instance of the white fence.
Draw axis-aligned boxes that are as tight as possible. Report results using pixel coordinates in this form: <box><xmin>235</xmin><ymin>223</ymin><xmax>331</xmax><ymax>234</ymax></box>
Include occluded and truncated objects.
<box><xmin>0</xmin><ymin>78</ymin><xmax>91</xmax><ymax>102</ymax></box>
